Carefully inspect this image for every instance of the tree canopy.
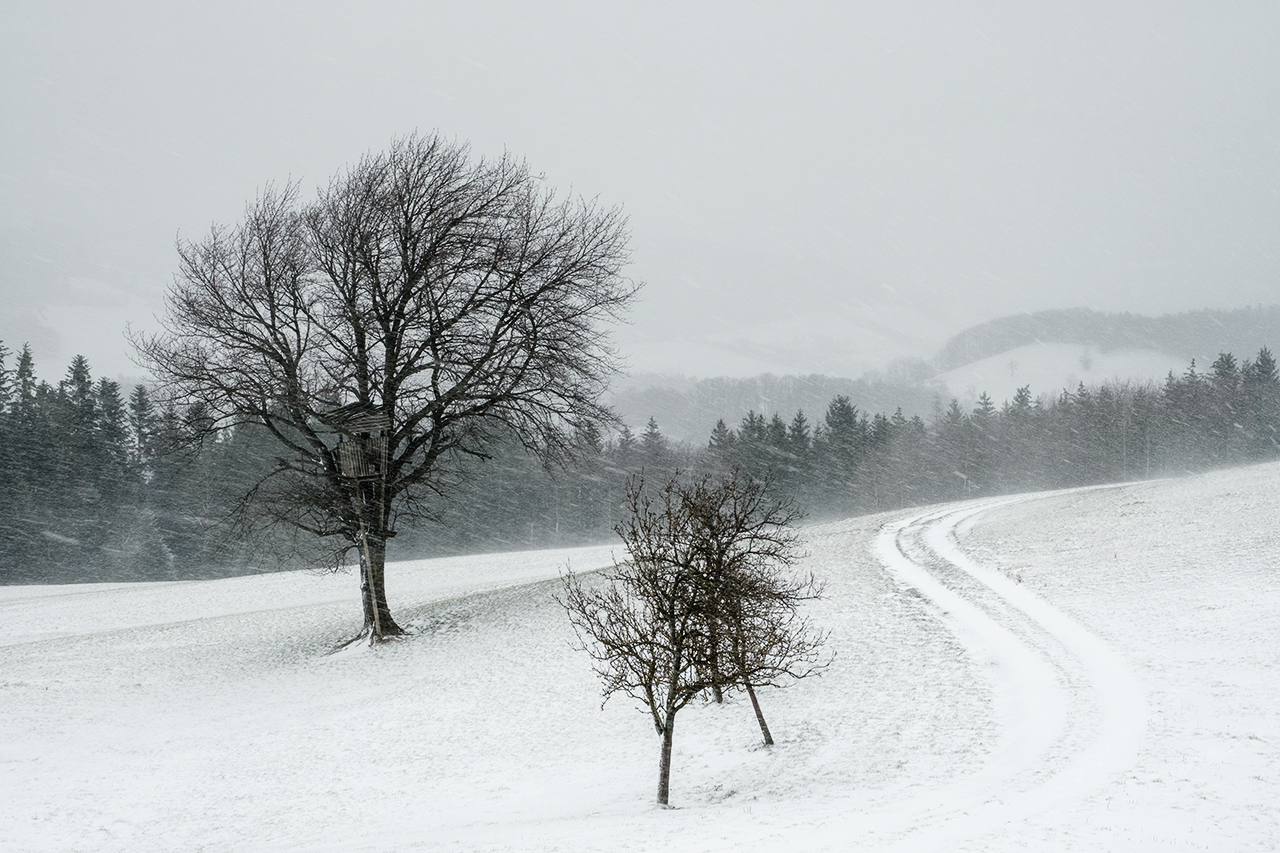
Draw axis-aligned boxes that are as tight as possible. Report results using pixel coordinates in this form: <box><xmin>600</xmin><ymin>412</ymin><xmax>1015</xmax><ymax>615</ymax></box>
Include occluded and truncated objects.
<box><xmin>135</xmin><ymin>133</ymin><xmax>638</xmax><ymax>638</ymax></box>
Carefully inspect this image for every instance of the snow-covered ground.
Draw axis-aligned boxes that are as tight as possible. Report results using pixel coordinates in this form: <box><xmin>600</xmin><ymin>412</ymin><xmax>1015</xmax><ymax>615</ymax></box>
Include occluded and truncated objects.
<box><xmin>2</xmin><ymin>463</ymin><xmax>1278</xmax><ymax>851</ymax></box>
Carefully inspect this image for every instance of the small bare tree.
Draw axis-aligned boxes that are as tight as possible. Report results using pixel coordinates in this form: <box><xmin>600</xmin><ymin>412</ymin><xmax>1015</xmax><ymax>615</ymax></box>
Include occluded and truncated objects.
<box><xmin>680</xmin><ymin>469</ymin><xmax>828</xmax><ymax>745</ymax></box>
<box><xmin>136</xmin><ymin>133</ymin><xmax>637</xmax><ymax>642</ymax></box>
<box><xmin>562</xmin><ymin>470</ymin><xmax>828</xmax><ymax>805</ymax></box>
<box><xmin>562</xmin><ymin>476</ymin><xmax>713</xmax><ymax>806</ymax></box>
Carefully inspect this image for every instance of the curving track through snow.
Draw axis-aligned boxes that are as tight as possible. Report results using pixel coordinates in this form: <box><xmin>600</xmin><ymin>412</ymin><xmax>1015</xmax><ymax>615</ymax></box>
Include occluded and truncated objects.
<box><xmin>869</xmin><ymin>494</ymin><xmax>1148</xmax><ymax>850</ymax></box>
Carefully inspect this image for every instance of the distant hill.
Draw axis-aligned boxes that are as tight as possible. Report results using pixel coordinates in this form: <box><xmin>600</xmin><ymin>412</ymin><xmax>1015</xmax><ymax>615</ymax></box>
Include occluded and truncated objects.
<box><xmin>932</xmin><ymin>305</ymin><xmax>1280</xmax><ymax>372</ymax></box>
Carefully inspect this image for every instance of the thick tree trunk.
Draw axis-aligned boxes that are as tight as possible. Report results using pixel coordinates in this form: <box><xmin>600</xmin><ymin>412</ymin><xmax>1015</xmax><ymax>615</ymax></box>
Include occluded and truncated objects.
<box><xmin>657</xmin><ymin>708</ymin><xmax>676</xmax><ymax>806</ymax></box>
<box><xmin>744</xmin><ymin>682</ymin><xmax>773</xmax><ymax>746</ymax></box>
<box><xmin>359</xmin><ymin>533</ymin><xmax>404</xmax><ymax>639</ymax></box>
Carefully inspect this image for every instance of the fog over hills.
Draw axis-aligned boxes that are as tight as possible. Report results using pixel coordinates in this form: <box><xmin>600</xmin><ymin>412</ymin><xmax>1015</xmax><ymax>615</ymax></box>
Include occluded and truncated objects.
<box><xmin>5</xmin><ymin>5</ymin><xmax>1280</xmax><ymax>384</ymax></box>
<box><xmin>612</xmin><ymin>304</ymin><xmax>1280</xmax><ymax>443</ymax></box>
<box><xmin>607</xmin><ymin>372</ymin><xmax>941</xmax><ymax>445</ymax></box>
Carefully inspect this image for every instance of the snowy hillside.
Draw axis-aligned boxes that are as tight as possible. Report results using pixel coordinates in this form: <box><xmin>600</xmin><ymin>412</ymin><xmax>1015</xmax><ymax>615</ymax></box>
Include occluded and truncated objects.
<box><xmin>930</xmin><ymin>305</ymin><xmax>1280</xmax><ymax>374</ymax></box>
<box><xmin>931</xmin><ymin>342</ymin><xmax>1186</xmax><ymax>408</ymax></box>
<box><xmin>3</xmin><ymin>464</ymin><xmax>1279</xmax><ymax>851</ymax></box>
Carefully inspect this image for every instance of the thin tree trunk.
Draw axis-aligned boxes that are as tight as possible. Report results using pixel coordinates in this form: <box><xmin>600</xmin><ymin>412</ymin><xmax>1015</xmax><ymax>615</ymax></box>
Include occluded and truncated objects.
<box><xmin>657</xmin><ymin>709</ymin><xmax>675</xmax><ymax>805</ymax></box>
<box><xmin>744</xmin><ymin>682</ymin><xmax>773</xmax><ymax>746</ymax></box>
<box><xmin>708</xmin><ymin>623</ymin><xmax>724</xmax><ymax>703</ymax></box>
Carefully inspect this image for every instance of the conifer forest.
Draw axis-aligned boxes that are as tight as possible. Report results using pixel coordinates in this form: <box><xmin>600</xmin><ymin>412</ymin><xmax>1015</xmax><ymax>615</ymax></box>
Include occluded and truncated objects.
<box><xmin>1</xmin><ymin>341</ymin><xmax>1276</xmax><ymax>584</ymax></box>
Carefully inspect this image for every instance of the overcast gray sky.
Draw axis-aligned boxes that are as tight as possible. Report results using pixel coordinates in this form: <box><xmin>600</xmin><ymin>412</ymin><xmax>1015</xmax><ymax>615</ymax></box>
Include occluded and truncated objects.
<box><xmin>3</xmin><ymin>1</ymin><xmax>1278</xmax><ymax>383</ymax></box>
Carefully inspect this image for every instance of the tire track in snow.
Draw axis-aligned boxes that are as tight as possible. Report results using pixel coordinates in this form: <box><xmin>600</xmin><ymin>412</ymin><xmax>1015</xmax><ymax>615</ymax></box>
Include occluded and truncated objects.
<box><xmin>870</xmin><ymin>495</ymin><xmax>1147</xmax><ymax>849</ymax></box>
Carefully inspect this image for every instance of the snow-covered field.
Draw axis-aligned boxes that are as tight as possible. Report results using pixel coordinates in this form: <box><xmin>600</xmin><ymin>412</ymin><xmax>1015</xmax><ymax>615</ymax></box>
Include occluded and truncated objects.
<box><xmin>3</xmin><ymin>463</ymin><xmax>1278</xmax><ymax>852</ymax></box>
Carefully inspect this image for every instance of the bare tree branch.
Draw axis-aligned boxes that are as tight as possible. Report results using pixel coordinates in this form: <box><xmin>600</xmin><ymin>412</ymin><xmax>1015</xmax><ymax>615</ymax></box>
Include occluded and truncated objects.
<box><xmin>135</xmin><ymin>133</ymin><xmax>638</xmax><ymax>639</ymax></box>
<box><xmin>560</xmin><ymin>469</ymin><xmax>829</xmax><ymax>804</ymax></box>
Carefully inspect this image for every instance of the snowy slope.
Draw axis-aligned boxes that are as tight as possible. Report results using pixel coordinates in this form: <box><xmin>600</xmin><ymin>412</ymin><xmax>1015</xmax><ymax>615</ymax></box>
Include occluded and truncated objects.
<box><xmin>932</xmin><ymin>342</ymin><xmax>1186</xmax><ymax>408</ymax></box>
<box><xmin>2</xmin><ymin>464</ymin><xmax>1279</xmax><ymax>851</ymax></box>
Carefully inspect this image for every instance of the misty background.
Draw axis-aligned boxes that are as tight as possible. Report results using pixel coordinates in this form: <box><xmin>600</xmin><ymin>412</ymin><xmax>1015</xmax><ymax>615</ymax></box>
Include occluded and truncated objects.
<box><xmin>4</xmin><ymin>2</ymin><xmax>1278</xmax><ymax>388</ymax></box>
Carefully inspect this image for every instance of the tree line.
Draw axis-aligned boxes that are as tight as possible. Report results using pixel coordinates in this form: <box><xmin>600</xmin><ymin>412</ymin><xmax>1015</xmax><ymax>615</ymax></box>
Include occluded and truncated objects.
<box><xmin>701</xmin><ymin>348</ymin><xmax>1280</xmax><ymax>517</ymax></box>
<box><xmin>0</xmin><ymin>343</ymin><xmax>309</xmax><ymax>583</ymax></box>
<box><xmin>2</xmin><ymin>343</ymin><xmax>1276</xmax><ymax>584</ymax></box>
<box><xmin>420</xmin><ymin>346</ymin><xmax>1280</xmax><ymax>541</ymax></box>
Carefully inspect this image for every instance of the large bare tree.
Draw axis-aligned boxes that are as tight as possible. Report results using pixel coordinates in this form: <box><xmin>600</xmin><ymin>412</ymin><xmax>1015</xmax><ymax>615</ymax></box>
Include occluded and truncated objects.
<box><xmin>136</xmin><ymin>134</ymin><xmax>637</xmax><ymax>640</ymax></box>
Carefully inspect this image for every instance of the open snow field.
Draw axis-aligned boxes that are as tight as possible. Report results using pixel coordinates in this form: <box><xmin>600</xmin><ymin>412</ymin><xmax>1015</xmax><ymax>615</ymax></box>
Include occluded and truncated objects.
<box><xmin>2</xmin><ymin>463</ymin><xmax>1279</xmax><ymax>851</ymax></box>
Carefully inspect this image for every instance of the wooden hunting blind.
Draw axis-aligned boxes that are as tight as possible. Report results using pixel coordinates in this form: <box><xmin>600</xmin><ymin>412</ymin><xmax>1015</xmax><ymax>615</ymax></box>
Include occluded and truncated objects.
<box><xmin>323</xmin><ymin>402</ymin><xmax>391</xmax><ymax>481</ymax></box>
